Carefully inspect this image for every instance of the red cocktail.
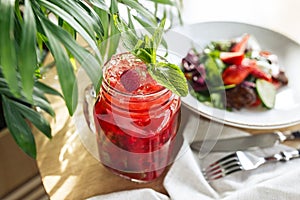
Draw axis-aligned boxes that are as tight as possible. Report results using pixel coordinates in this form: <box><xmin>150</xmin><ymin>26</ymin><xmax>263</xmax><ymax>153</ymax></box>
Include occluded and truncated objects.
<box><xmin>93</xmin><ymin>52</ymin><xmax>181</xmax><ymax>182</ymax></box>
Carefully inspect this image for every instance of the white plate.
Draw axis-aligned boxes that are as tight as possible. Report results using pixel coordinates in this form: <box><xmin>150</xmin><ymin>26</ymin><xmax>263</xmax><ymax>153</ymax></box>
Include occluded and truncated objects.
<box><xmin>166</xmin><ymin>22</ymin><xmax>300</xmax><ymax>129</ymax></box>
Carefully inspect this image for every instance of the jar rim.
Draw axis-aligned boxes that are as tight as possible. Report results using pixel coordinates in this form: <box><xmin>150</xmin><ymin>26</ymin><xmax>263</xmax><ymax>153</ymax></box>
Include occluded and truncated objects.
<box><xmin>102</xmin><ymin>78</ymin><xmax>170</xmax><ymax>98</ymax></box>
<box><xmin>102</xmin><ymin>52</ymin><xmax>170</xmax><ymax>98</ymax></box>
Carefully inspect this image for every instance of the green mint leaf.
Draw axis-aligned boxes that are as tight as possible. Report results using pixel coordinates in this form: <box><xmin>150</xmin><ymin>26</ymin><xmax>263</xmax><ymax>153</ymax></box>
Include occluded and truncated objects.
<box><xmin>147</xmin><ymin>62</ymin><xmax>188</xmax><ymax>96</ymax></box>
<box><xmin>133</xmin><ymin>48</ymin><xmax>152</xmax><ymax>63</ymax></box>
<box><xmin>144</xmin><ymin>35</ymin><xmax>152</xmax><ymax>49</ymax></box>
<box><xmin>134</xmin><ymin>39</ymin><xmax>145</xmax><ymax>49</ymax></box>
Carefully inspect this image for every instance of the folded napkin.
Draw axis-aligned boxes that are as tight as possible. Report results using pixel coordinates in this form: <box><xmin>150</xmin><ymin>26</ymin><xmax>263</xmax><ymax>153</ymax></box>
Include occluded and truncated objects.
<box><xmin>88</xmin><ymin>108</ymin><xmax>300</xmax><ymax>200</ymax></box>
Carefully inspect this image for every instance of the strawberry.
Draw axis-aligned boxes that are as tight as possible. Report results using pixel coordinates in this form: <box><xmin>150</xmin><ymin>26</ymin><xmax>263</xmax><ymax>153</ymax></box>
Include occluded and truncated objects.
<box><xmin>120</xmin><ymin>69</ymin><xmax>140</xmax><ymax>92</ymax></box>
<box><xmin>220</xmin><ymin>51</ymin><xmax>244</xmax><ymax>65</ymax></box>
<box><xmin>242</xmin><ymin>58</ymin><xmax>272</xmax><ymax>82</ymax></box>
<box><xmin>231</xmin><ymin>34</ymin><xmax>250</xmax><ymax>52</ymax></box>
<box><xmin>250</xmin><ymin>68</ymin><xmax>272</xmax><ymax>82</ymax></box>
<box><xmin>222</xmin><ymin>64</ymin><xmax>253</xmax><ymax>85</ymax></box>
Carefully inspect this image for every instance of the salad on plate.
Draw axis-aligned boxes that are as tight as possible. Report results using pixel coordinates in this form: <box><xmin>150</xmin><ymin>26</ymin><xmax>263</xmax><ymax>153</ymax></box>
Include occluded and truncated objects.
<box><xmin>182</xmin><ymin>34</ymin><xmax>288</xmax><ymax>110</ymax></box>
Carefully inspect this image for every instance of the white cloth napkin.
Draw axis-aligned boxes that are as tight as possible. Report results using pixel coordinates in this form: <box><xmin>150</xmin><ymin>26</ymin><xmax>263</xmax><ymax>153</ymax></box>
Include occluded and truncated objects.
<box><xmin>88</xmin><ymin>108</ymin><xmax>300</xmax><ymax>200</ymax></box>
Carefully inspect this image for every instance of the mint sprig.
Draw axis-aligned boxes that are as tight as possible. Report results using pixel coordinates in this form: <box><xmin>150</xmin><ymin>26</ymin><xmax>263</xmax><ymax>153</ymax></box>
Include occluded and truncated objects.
<box><xmin>114</xmin><ymin>15</ymin><xmax>188</xmax><ymax>97</ymax></box>
<box><xmin>148</xmin><ymin>62</ymin><xmax>188</xmax><ymax>97</ymax></box>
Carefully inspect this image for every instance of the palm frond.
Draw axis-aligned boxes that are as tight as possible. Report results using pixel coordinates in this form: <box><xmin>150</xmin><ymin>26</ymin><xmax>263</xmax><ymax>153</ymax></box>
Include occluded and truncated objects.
<box><xmin>38</xmin><ymin>13</ymin><xmax>78</xmax><ymax>115</ymax></box>
<box><xmin>0</xmin><ymin>0</ymin><xmax>19</xmax><ymax>97</ymax></box>
<box><xmin>19</xmin><ymin>0</ymin><xmax>38</xmax><ymax>102</ymax></box>
<box><xmin>2</xmin><ymin>95</ymin><xmax>37</xmax><ymax>158</ymax></box>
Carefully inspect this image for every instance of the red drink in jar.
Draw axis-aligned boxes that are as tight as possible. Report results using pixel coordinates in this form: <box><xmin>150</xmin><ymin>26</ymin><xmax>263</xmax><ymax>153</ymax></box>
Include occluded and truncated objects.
<box><xmin>93</xmin><ymin>52</ymin><xmax>181</xmax><ymax>182</ymax></box>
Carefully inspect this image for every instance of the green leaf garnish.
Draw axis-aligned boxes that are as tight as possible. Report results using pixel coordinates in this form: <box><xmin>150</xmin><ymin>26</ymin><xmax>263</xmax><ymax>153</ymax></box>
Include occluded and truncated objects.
<box><xmin>114</xmin><ymin>14</ymin><xmax>188</xmax><ymax>97</ymax></box>
<box><xmin>148</xmin><ymin>62</ymin><xmax>188</xmax><ymax>96</ymax></box>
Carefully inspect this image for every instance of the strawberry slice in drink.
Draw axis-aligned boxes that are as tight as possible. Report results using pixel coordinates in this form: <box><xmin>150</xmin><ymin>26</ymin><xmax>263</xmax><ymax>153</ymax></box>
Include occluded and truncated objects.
<box><xmin>120</xmin><ymin>69</ymin><xmax>141</xmax><ymax>92</ymax></box>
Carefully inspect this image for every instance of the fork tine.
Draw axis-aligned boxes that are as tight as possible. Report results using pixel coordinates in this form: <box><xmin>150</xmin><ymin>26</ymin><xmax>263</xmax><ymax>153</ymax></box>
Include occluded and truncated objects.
<box><xmin>206</xmin><ymin>152</ymin><xmax>237</xmax><ymax>168</ymax></box>
<box><xmin>224</xmin><ymin>165</ymin><xmax>243</xmax><ymax>176</ymax></box>
<box><xmin>203</xmin><ymin>152</ymin><xmax>244</xmax><ymax>181</ymax></box>
<box><xmin>205</xmin><ymin>164</ymin><xmax>243</xmax><ymax>181</ymax></box>
<box><xmin>203</xmin><ymin>152</ymin><xmax>238</xmax><ymax>174</ymax></box>
<box><xmin>205</xmin><ymin>156</ymin><xmax>238</xmax><ymax>173</ymax></box>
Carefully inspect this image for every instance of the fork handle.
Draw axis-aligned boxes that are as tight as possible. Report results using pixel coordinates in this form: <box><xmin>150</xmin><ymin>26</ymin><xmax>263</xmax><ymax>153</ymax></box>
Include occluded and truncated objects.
<box><xmin>265</xmin><ymin>149</ymin><xmax>300</xmax><ymax>162</ymax></box>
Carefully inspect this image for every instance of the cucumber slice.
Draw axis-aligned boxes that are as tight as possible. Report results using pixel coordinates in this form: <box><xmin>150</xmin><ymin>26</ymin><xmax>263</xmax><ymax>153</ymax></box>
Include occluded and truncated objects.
<box><xmin>256</xmin><ymin>79</ymin><xmax>276</xmax><ymax>109</ymax></box>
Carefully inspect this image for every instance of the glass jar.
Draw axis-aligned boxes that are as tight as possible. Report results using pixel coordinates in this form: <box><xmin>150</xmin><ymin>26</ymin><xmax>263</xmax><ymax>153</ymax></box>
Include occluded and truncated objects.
<box><xmin>93</xmin><ymin>52</ymin><xmax>181</xmax><ymax>182</ymax></box>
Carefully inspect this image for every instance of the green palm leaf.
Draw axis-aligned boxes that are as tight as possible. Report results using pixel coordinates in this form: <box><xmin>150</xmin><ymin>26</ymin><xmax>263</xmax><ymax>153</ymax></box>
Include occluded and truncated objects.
<box><xmin>79</xmin><ymin>0</ymin><xmax>105</xmax><ymax>39</ymax></box>
<box><xmin>95</xmin><ymin>8</ymin><xmax>110</xmax><ymax>57</ymax></box>
<box><xmin>106</xmin><ymin>0</ymin><xmax>120</xmax><ymax>59</ymax></box>
<box><xmin>89</xmin><ymin>0</ymin><xmax>109</xmax><ymax>11</ymax></box>
<box><xmin>145</xmin><ymin>0</ymin><xmax>175</xmax><ymax>5</ymax></box>
<box><xmin>118</xmin><ymin>0</ymin><xmax>158</xmax><ymax>26</ymax></box>
<box><xmin>35</xmin><ymin>81</ymin><xmax>63</xmax><ymax>98</ymax></box>
<box><xmin>13</xmin><ymin>100</ymin><xmax>52</xmax><ymax>139</ymax></box>
<box><xmin>33</xmin><ymin>95</ymin><xmax>56</xmax><ymax>117</ymax></box>
<box><xmin>19</xmin><ymin>0</ymin><xmax>37</xmax><ymax>102</ymax></box>
<box><xmin>38</xmin><ymin>14</ymin><xmax>78</xmax><ymax>115</ymax></box>
<box><xmin>36</xmin><ymin>0</ymin><xmax>101</xmax><ymax>60</ymax></box>
<box><xmin>0</xmin><ymin>0</ymin><xmax>19</xmax><ymax>97</ymax></box>
<box><xmin>38</xmin><ymin>17</ymin><xmax>102</xmax><ymax>93</ymax></box>
<box><xmin>2</xmin><ymin>95</ymin><xmax>36</xmax><ymax>158</ymax></box>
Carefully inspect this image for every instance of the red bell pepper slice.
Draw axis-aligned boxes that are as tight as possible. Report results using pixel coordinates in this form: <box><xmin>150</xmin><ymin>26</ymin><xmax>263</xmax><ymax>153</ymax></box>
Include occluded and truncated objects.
<box><xmin>231</xmin><ymin>34</ymin><xmax>250</xmax><ymax>52</ymax></box>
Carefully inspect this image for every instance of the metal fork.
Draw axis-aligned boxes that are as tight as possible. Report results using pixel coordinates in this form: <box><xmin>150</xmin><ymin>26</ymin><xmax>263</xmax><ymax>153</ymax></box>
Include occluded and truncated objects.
<box><xmin>203</xmin><ymin>149</ymin><xmax>300</xmax><ymax>181</ymax></box>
